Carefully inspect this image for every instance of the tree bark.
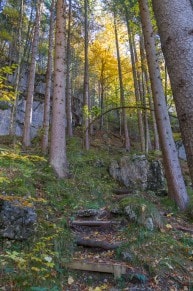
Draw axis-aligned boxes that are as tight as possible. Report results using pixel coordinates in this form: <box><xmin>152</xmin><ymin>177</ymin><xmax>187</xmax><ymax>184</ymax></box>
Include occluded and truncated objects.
<box><xmin>41</xmin><ymin>0</ymin><xmax>56</xmax><ymax>154</ymax></box>
<box><xmin>138</xmin><ymin>0</ymin><xmax>189</xmax><ymax>210</ymax></box>
<box><xmin>49</xmin><ymin>0</ymin><xmax>68</xmax><ymax>178</ymax></box>
<box><xmin>22</xmin><ymin>0</ymin><xmax>42</xmax><ymax>147</ymax></box>
<box><xmin>83</xmin><ymin>0</ymin><xmax>90</xmax><ymax>150</ymax></box>
<box><xmin>66</xmin><ymin>0</ymin><xmax>73</xmax><ymax>137</ymax></box>
<box><xmin>71</xmin><ymin>220</ymin><xmax>117</xmax><ymax>227</ymax></box>
<box><xmin>76</xmin><ymin>237</ymin><xmax>121</xmax><ymax>249</ymax></box>
<box><xmin>152</xmin><ymin>0</ymin><xmax>193</xmax><ymax>184</ymax></box>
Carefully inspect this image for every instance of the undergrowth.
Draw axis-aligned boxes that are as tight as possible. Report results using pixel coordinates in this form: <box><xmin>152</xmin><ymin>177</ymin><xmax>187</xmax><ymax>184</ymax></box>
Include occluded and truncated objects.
<box><xmin>0</xmin><ymin>137</ymin><xmax>192</xmax><ymax>289</ymax></box>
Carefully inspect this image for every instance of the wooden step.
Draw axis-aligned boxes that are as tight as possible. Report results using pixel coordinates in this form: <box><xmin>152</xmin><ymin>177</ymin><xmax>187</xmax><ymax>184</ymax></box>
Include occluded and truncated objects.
<box><xmin>65</xmin><ymin>260</ymin><xmax>127</xmax><ymax>279</ymax></box>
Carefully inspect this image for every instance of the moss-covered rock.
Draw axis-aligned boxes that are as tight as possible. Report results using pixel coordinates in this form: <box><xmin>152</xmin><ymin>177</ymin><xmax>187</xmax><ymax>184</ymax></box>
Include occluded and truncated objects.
<box><xmin>120</xmin><ymin>196</ymin><xmax>163</xmax><ymax>230</ymax></box>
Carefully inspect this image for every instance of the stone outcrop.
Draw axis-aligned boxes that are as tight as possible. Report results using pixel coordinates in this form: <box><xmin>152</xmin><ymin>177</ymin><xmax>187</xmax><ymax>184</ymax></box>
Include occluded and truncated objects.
<box><xmin>0</xmin><ymin>100</ymin><xmax>44</xmax><ymax>138</ymax></box>
<box><xmin>0</xmin><ymin>199</ymin><xmax>37</xmax><ymax>240</ymax></box>
<box><xmin>109</xmin><ymin>155</ymin><xmax>166</xmax><ymax>193</ymax></box>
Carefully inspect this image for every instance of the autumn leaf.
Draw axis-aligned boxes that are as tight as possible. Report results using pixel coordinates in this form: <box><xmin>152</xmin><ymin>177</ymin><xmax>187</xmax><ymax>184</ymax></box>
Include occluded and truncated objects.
<box><xmin>166</xmin><ymin>224</ymin><xmax>172</xmax><ymax>229</ymax></box>
<box><xmin>68</xmin><ymin>276</ymin><xmax>74</xmax><ymax>285</ymax></box>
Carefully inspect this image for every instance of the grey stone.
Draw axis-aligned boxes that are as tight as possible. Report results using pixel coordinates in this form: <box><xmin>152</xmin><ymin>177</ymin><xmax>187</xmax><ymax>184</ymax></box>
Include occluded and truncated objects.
<box><xmin>0</xmin><ymin>199</ymin><xmax>37</xmax><ymax>240</ymax></box>
<box><xmin>109</xmin><ymin>155</ymin><xmax>166</xmax><ymax>193</ymax></box>
<box><xmin>125</xmin><ymin>205</ymin><xmax>138</xmax><ymax>221</ymax></box>
<box><xmin>176</xmin><ymin>140</ymin><xmax>187</xmax><ymax>160</ymax></box>
<box><xmin>144</xmin><ymin>217</ymin><xmax>154</xmax><ymax>231</ymax></box>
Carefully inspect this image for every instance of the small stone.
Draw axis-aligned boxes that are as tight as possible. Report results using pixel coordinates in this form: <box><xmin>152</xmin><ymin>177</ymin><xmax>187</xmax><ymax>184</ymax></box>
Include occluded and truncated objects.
<box><xmin>144</xmin><ymin>217</ymin><xmax>154</xmax><ymax>231</ymax></box>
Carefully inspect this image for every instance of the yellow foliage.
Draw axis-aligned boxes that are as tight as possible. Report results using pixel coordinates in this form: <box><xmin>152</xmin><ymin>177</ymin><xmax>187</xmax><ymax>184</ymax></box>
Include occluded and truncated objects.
<box><xmin>0</xmin><ymin>64</ymin><xmax>17</xmax><ymax>102</ymax></box>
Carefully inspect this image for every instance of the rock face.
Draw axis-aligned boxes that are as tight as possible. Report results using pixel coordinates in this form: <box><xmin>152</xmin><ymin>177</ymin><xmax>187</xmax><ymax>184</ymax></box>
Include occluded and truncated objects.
<box><xmin>0</xmin><ymin>100</ymin><xmax>44</xmax><ymax>138</ymax></box>
<box><xmin>0</xmin><ymin>199</ymin><xmax>37</xmax><ymax>240</ymax></box>
<box><xmin>109</xmin><ymin>155</ymin><xmax>165</xmax><ymax>193</ymax></box>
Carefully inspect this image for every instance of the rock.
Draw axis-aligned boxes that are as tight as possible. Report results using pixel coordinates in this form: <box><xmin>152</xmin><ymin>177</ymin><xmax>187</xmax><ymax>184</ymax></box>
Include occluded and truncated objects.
<box><xmin>76</xmin><ymin>208</ymin><xmax>109</xmax><ymax>220</ymax></box>
<box><xmin>109</xmin><ymin>154</ymin><xmax>166</xmax><ymax>193</ymax></box>
<box><xmin>121</xmin><ymin>196</ymin><xmax>163</xmax><ymax>230</ymax></box>
<box><xmin>125</xmin><ymin>205</ymin><xmax>138</xmax><ymax>221</ymax></box>
<box><xmin>147</xmin><ymin>160</ymin><xmax>165</xmax><ymax>192</ymax></box>
<box><xmin>0</xmin><ymin>100</ymin><xmax>44</xmax><ymax>138</ymax></box>
<box><xmin>176</xmin><ymin>140</ymin><xmax>187</xmax><ymax>160</ymax></box>
<box><xmin>144</xmin><ymin>217</ymin><xmax>154</xmax><ymax>231</ymax></box>
<box><xmin>76</xmin><ymin>209</ymin><xmax>99</xmax><ymax>218</ymax></box>
<box><xmin>95</xmin><ymin>159</ymin><xmax>105</xmax><ymax>167</ymax></box>
<box><xmin>0</xmin><ymin>199</ymin><xmax>37</xmax><ymax>240</ymax></box>
<box><xmin>121</xmin><ymin>251</ymin><xmax>134</xmax><ymax>262</ymax></box>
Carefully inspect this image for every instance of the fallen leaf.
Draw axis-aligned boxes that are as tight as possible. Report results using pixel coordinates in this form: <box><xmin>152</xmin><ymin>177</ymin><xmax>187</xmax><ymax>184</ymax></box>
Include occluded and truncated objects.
<box><xmin>166</xmin><ymin>213</ymin><xmax>173</xmax><ymax>217</ymax></box>
<box><xmin>166</xmin><ymin>224</ymin><xmax>172</xmax><ymax>229</ymax></box>
<box><xmin>68</xmin><ymin>276</ymin><xmax>74</xmax><ymax>285</ymax></box>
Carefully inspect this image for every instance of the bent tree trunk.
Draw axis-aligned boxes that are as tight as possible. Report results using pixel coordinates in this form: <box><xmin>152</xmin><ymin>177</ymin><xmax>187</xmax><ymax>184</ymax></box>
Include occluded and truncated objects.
<box><xmin>152</xmin><ymin>0</ymin><xmax>193</xmax><ymax>185</ymax></box>
<box><xmin>138</xmin><ymin>0</ymin><xmax>189</xmax><ymax>210</ymax></box>
<box><xmin>49</xmin><ymin>0</ymin><xmax>68</xmax><ymax>178</ymax></box>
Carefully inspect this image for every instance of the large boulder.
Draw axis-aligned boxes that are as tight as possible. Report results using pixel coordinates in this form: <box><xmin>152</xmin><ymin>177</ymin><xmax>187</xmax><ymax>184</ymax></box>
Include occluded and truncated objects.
<box><xmin>0</xmin><ymin>199</ymin><xmax>37</xmax><ymax>240</ymax></box>
<box><xmin>109</xmin><ymin>155</ymin><xmax>166</xmax><ymax>193</ymax></box>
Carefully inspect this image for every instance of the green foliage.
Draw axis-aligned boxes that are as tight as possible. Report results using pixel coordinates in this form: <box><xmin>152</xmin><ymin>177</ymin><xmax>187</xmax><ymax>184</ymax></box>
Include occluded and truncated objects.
<box><xmin>0</xmin><ymin>28</ymin><xmax>13</xmax><ymax>41</ymax></box>
<box><xmin>0</xmin><ymin>138</ymin><xmax>192</xmax><ymax>288</ymax></box>
<box><xmin>0</xmin><ymin>64</ymin><xmax>17</xmax><ymax>102</ymax></box>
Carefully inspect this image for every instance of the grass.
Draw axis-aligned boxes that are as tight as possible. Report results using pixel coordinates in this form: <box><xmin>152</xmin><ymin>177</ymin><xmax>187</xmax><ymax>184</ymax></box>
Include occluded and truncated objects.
<box><xmin>0</xmin><ymin>137</ymin><xmax>193</xmax><ymax>289</ymax></box>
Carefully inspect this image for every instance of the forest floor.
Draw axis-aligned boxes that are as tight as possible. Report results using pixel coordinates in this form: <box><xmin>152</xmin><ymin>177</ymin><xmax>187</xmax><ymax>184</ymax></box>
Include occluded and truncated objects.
<box><xmin>0</xmin><ymin>131</ymin><xmax>193</xmax><ymax>290</ymax></box>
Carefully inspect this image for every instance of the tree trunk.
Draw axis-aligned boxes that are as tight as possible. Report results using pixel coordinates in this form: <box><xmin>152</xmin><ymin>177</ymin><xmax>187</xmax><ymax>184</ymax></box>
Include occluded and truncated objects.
<box><xmin>152</xmin><ymin>0</ymin><xmax>193</xmax><ymax>184</ymax></box>
<box><xmin>66</xmin><ymin>0</ymin><xmax>73</xmax><ymax>137</ymax></box>
<box><xmin>49</xmin><ymin>0</ymin><xmax>68</xmax><ymax>178</ymax></box>
<box><xmin>9</xmin><ymin>0</ymin><xmax>24</xmax><ymax>143</ymax></box>
<box><xmin>83</xmin><ymin>0</ymin><xmax>90</xmax><ymax>150</ymax></box>
<box><xmin>144</xmin><ymin>63</ymin><xmax>160</xmax><ymax>151</ymax></box>
<box><xmin>41</xmin><ymin>0</ymin><xmax>56</xmax><ymax>154</ymax></box>
<box><xmin>22</xmin><ymin>0</ymin><xmax>42</xmax><ymax>147</ymax></box>
<box><xmin>125</xmin><ymin>11</ymin><xmax>145</xmax><ymax>152</ymax></box>
<box><xmin>132</xmin><ymin>35</ymin><xmax>146</xmax><ymax>152</ymax></box>
<box><xmin>139</xmin><ymin>35</ymin><xmax>152</xmax><ymax>153</ymax></box>
<box><xmin>138</xmin><ymin>0</ymin><xmax>189</xmax><ymax>210</ymax></box>
<box><xmin>114</xmin><ymin>13</ymin><xmax>130</xmax><ymax>151</ymax></box>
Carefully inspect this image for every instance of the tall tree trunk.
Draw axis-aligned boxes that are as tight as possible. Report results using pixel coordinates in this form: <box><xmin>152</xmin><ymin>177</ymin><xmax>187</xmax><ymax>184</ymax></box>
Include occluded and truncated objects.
<box><xmin>83</xmin><ymin>0</ymin><xmax>90</xmax><ymax>150</ymax></box>
<box><xmin>139</xmin><ymin>35</ymin><xmax>152</xmax><ymax>153</ymax></box>
<box><xmin>138</xmin><ymin>0</ymin><xmax>189</xmax><ymax>210</ymax></box>
<box><xmin>152</xmin><ymin>0</ymin><xmax>193</xmax><ymax>184</ymax></box>
<box><xmin>22</xmin><ymin>0</ymin><xmax>42</xmax><ymax>147</ymax></box>
<box><xmin>23</xmin><ymin>4</ymin><xmax>35</xmax><ymax>63</ymax></box>
<box><xmin>140</xmin><ymin>35</ymin><xmax>160</xmax><ymax>151</ymax></box>
<box><xmin>66</xmin><ymin>0</ymin><xmax>73</xmax><ymax>137</ymax></box>
<box><xmin>124</xmin><ymin>9</ymin><xmax>144</xmax><ymax>151</ymax></box>
<box><xmin>132</xmin><ymin>35</ymin><xmax>146</xmax><ymax>152</ymax></box>
<box><xmin>49</xmin><ymin>0</ymin><xmax>68</xmax><ymax>178</ymax></box>
<box><xmin>114</xmin><ymin>13</ymin><xmax>130</xmax><ymax>151</ymax></box>
<box><xmin>41</xmin><ymin>0</ymin><xmax>56</xmax><ymax>154</ymax></box>
<box><xmin>9</xmin><ymin>0</ymin><xmax>24</xmax><ymax>143</ymax></box>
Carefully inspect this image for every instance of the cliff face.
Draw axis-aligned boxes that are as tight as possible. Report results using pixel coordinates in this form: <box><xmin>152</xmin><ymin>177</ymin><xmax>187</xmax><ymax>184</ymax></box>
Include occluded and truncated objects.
<box><xmin>0</xmin><ymin>100</ymin><xmax>44</xmax><ymax>138</ymax></box>
<box><xmin>0</xmin><ymin>71</ymin><xmax>83</xmax><ymax>138</ymax></box>
<box><xmin>0</xmin><ymin>72</ymin><xmax>46</xmax><ymax>138</ymax></box>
